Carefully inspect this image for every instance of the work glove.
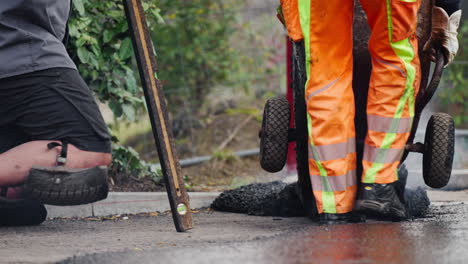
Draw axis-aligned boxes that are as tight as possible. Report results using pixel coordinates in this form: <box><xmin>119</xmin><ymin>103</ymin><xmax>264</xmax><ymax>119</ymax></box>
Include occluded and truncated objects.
<box><xmin>423</xmin><ymin>6</ymin><xmax>462</xmax><ymax>67</ymax></box>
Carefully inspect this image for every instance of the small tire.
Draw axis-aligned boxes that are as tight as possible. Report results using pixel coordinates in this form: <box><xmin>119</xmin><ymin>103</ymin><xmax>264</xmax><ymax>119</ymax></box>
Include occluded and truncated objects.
<box><xmin>23</xmin><ymin>166</ymin><xmax>109</xmax><ymax>206</ymax></box>
<box><xmin>423</xmin><ymin>113</ymin><xmax>455</xmax><ymax>188</ymax></box>
<box><xmin>259</xmin><ymin>96</ymin><xmax>290</xmax><ymax>173</ymax></box>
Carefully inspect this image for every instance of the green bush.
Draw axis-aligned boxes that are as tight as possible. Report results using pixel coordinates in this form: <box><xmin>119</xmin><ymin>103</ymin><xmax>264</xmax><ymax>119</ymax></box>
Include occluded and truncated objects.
<box><xmin>67</xmin><ymin>0</ymin><xmax>241</xmax><ymax>181</ymax></box>
<box><xmin>111</xmin><ymin>143</ymin><xmax>163</xmax><ymax>184</ymax></box>
<box><xmin>68</xmin><ymin>0</ymin><xmax>163</xmax><ymax>122</ymax></box>
<box><xmin>69</xmin><ymin>0</ymin><xmax>239</xmax><ymax>118</ymax></box>
<box><xmin>151</xmin><ymin>0</ymin><xmax>239</xmax><ymax>109</ymax></box>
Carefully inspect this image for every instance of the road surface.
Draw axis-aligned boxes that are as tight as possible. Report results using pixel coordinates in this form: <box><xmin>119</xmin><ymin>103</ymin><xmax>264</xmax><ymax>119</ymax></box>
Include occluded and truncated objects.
<box><xmin>1</xmin><ymin>190</ymin><xmax>467</xmax><ymax>264</ymax></box>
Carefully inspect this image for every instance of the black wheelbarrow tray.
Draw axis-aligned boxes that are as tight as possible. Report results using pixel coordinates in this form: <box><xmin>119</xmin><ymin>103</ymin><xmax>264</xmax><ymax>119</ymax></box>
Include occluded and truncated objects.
<box><xmin>258</xmin><ymin>0</ymin><xmax>454</xmax><ymax>218</ymax></box>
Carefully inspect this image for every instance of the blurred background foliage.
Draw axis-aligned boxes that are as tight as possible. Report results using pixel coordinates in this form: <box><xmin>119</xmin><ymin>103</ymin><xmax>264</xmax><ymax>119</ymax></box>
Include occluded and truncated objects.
<box><xmin>151</xmin><ymin>0</ymin><xmax>239</xmax><ymax>110</ymax></box>
<box><xmin>438</xmin><ymin>20</ymin><xmax>468</xmax><ymax>128</ymax></box>
<box><xmin>67</xmin><ymin>0</ymin><xmax>284</xmax><ymax>184</ymax></box>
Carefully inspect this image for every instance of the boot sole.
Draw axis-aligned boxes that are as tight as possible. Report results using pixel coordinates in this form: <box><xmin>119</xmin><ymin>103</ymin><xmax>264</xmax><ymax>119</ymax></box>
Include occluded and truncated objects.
<box><xmin>355</xmin><ymin>200</ymin><xmax>406</xmax><ymax>220</ymax></box>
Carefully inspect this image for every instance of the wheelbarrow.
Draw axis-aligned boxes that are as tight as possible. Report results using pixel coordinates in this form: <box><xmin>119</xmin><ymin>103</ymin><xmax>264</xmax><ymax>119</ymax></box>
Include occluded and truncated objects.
<box><xmin>259</xmin><ymin>0</ymin><xmax>455</xmax><ymax>218</ymax></box>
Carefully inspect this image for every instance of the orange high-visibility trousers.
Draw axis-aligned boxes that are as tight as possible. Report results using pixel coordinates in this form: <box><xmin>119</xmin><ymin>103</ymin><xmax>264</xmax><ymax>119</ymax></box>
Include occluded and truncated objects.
<box><xmin>280</xmin><ymin>0</ymin><xmax>421</xmax><ymax>214</ymax></box>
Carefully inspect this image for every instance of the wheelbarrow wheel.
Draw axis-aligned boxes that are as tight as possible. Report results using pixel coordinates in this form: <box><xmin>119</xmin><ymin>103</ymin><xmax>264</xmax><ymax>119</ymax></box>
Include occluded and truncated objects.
<box><xmin>23</xmin><ymin>166</ymin><xmax>109</xmax><ymax>206</ymax></box>
<box><xmin>259</xmin><ymin>96</ymin><xmax>290</xmax><ymax>173</ymax></box>
<box><xmin>423</xmin><ymin>113</ymin><xmax>455</xmax><ymax>188</ymax></box>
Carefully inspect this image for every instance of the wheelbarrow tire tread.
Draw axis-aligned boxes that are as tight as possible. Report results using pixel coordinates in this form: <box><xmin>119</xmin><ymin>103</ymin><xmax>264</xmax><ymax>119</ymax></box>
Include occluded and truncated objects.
<box><xmin>24</xmin><ymin>183</ymin><xmax>107</xmax><ymax>206</ymax></box>
<box><xmin>423</xmin><ymin>113</ymin><xmax>455</xmax><ymax>188</ymax></box>
<box><xmin>260</xmin><ymin>96</ymin><xmax>290</xmax><ymax>173</ymax></box>
<box><xmin>23</xmin><ymin>166</ymin><xmax>109</xmax><ymax>206</ymax></box>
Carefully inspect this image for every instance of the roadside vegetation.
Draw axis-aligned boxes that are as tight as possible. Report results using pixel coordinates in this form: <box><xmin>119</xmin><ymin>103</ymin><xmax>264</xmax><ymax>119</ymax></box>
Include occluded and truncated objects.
<box><xmin>68</xmin><ymin>0</ymin><xmax>285</xmax><ymax>190</ymax></box>
<box><xmin>438</xmin><ymin>20</ymin><xmax>468</xmax><ymax>128</ymax></box>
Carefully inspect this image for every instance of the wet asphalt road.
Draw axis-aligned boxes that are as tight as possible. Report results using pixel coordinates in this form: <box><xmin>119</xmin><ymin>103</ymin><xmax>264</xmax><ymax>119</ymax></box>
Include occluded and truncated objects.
<box><xmin>2</xmin><ymin>192</ymin><xmax>468</xmax><ymax>264</ymax></box>
<box><xmin>62</xmin><ymin>202</ymin><xmax>468</xmax><ymax>264</ymax></box>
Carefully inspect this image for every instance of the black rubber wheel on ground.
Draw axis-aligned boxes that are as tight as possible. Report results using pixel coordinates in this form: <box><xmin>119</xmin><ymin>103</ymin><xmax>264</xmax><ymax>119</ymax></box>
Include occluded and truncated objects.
<box><xmin>23</xmin><ymin>166</ymin><xmax>109</xmax><ymax>206</ymax></box>
<box><xmin>292</xmin><ymin>41</ymin><xmax>318</xmax><ymax>219</ymax></box>
<box><xmin>423</xmin><ymin>113</ymin><xmax>455</xmax><ymax>188</ymax></box>
<box><xmin>259</xmin><ymin>96</ymin><xmax>290</xmax><ymax>173</ymax></box>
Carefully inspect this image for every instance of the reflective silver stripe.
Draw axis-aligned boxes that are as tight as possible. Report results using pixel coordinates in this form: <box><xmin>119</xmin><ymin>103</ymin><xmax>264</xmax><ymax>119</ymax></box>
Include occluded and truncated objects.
<box><xmin>367</xmin><ymin>114</ymin><xmax>413</xmax><ymax>134</ymax></box>
<box><xmin>363</xmin><ymin>144</ymin><xmax>403</xmax><ymax>164</ymax></box>
<box><xmin>306</xmin><ymin>77</ymin><xmax>340</xmax><ymax>102</ymax></box>
<box><xmin>373</xmin><ymin>57</ymin><xmax>406</xmax><ymax>78</ymax></box>
<box><xmin>311</xmin><ymin>170</ymin><xmax>357</xmax><ymax>192</ymax></box>
<box><xmin>308</xmin><ymin>138</ymin><xmax>356</xmax><ymax>161</ymax></box>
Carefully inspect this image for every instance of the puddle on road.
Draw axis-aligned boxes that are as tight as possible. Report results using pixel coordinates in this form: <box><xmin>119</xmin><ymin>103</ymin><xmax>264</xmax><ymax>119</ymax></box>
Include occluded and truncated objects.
<box><xmin>258</xmin><ymin>202</ymin><xmax>468</xmax><ymax>263</ymax></box>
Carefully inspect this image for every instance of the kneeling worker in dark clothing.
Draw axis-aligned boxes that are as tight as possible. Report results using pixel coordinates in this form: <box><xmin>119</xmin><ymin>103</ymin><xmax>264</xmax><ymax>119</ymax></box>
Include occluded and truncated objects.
<box><xmin>0</xmin><ymin>1</ymin><xmax>112</xmax><ymax>226</ymax></box>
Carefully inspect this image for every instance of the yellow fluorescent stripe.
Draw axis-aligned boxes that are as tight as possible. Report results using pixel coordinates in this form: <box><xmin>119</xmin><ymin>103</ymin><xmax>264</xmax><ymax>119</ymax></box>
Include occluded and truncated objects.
<box><xmin>298</xmin><ymin>0</ymin><xmax>311</xmax><ymax>79</ymax></box>
<box><xmin>307</xmin><ymin>115</ymin><xmax>327</xmax><ymax>177</ymax></box>
<box><xmin>365</xmin><ymin>0</ymin><xmax>417</xmax><ymax>183</ymax></box>
<box><xmin>322</xmin><ymin>191</ymin><xmax>337</xmax><ymax>214</ymax></box>
<box><xmin>298</xmin><ymin>0</ymin><xmax>337</xmax><ymax>212</ymax></box>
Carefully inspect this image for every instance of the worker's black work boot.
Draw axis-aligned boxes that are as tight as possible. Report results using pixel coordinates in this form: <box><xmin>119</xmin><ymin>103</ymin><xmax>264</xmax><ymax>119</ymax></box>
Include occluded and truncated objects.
<box><xmin>319</xmin><ymin>212</ymin><xmax>366</xmax><ymax>225</ymax></box>
<box><xmin>0</xmin><ymin>188</ymin><xmax>47</xmax><ymax>226</ymax></box>
<box><xmin>394</xmin><ymin>165</ymin><xmax>408</xmax><ymax>205</ymax></box>
<box><xmin>355</xmin><ymin>183</ymin><xmax>407</xmax><ymax>220</ymax></box>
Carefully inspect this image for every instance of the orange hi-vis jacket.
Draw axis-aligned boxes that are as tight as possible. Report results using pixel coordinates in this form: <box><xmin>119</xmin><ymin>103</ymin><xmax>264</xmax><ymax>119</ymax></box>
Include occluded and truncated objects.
<box><xmin>280</xmin><ymin>0</ymin><xmax>421</xmax><ymax>214</ymax></box>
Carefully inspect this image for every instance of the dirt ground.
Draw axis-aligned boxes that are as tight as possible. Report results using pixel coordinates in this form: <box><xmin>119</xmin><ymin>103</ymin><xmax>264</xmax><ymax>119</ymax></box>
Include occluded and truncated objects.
<box><xmin>182</xmin><ymin>156</ymin><xmax>286</xmax><ymax>192</ymax></box>
<box><xmin>108</xmin><ymin>156</ymin><xmax>280</xmax><ymax>193</ymax></box>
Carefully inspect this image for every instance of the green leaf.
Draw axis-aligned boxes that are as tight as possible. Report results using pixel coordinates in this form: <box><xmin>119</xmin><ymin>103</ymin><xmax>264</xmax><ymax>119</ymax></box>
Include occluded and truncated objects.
<box><xmin>91</xmin><ymin>43</ymin><xmax>101</xmax><ymax>57</ymax></box>
<box><xmin>76</xmin><ymin>38</ymin><xmax>87</xmax><ymax>48</ymax></box>
<box><xmin>119</xmin><ymin>38</ymin><xmax>133</xmax><ymax>60</ymax></box>
<box><xmin>88</xmin><ymin>53</ymin><xmax>100</xmax><ymax>70</ymax></box>
<box><xmin>109</xmin><ymin>100</ymin><xmax>123</xmax><ymax>118</ymax></box>
<box><xmin>77</xmin><ymin>47</ymin><xmax>90</xmax><ymax>63</ymax></box>
<box><xmin>151</xmin><ymin>9</ymin><xmax>165</xmax><ymax>24</ymax></box>
<box><xmin>108</xmin><ymin>10</ymin><xmax>122</xmax><ymax>20</ymax></box>
<box><xmin>116</xmin><ymin>20</ymin><xmax>129</xmax><ymax>33</ymax></box>
<box><xmin>126</xmin><ymin>71</ymin><xmax>138</xmax><ymax>93</ymax></box>
<box><xmin>68</xmin><ymin>23</ymin><xmax>78</xmax><ymax>37</ymax></box>
<box><xmin>103</xmin><ymin>30</ymin><xmax>114</xmax><ymax>43</ymax></box>
<box><xmin>91</xmin><ymin>70</ymin><xmax>99</xmax><ymax>80</ymax></box>
<box><xmin>73</xmin><ymin>0</ymin><xmax>86</xmax><ymax>16</ymax></box>
<box><xmin>122</xmin><ymin>104</ymin><xmax>136</xmax><ymax>121</ymax></box>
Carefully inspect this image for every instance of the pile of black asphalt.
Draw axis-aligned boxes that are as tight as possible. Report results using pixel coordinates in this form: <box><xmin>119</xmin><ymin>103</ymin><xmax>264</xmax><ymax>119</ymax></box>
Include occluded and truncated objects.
<box><xmin>211</xmin><ymin>166</ymin><xmax>431</xmax><ymax>220</ymax></box>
